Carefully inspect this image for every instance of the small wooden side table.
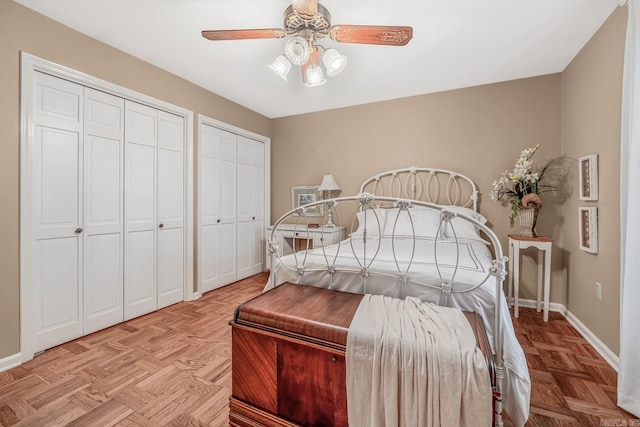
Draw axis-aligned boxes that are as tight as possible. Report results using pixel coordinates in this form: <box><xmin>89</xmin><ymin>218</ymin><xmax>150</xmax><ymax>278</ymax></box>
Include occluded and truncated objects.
<box><xmin>508</xmin><ymin>234</ymin><xmax>553</xmax><ymax>322</ymax></box>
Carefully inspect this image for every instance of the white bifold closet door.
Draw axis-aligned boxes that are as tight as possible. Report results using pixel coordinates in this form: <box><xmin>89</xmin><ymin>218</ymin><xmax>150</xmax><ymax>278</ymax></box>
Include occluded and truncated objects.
<box><xmin>199</xmin><ymin>123</ymin><xmax>264</xmax><ymax>293</ymax></box>
<box><xmin>124</xmin><ymin>101</ymin><xmax>184</xmax><ymax>320</ymax></box>
<box><xmin>83</xmin><ymin>88</ymin><xmax>125</xmax><ymax>335</ymax></box>
<box><xmin>30</xmin><ymin>72</ymin><xmax>186</xmax><ymax>352</ymax></box>
<box><xmin>199</xmin><ymin>126</ymin><xmax>237</xmax><ymax>292</ymax></box>
<box><xmin>236</xmin><ymin>135</ymin><xmax>265</xmax><ymax>281</ymax></box>
<box><xmin>32</xmin><ymin>73</ymin><xmax>125</xmax><ymax>351</ymax></box>
<box><xmin>32</xmin><ymin>73</ymin><xmax>85</xmax><ymax>352</ymax></box>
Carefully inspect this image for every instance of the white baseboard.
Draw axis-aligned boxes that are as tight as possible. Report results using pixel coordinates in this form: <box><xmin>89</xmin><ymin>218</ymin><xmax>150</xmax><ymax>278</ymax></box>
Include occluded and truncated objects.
<box><xmin>515</xmin><ymin>297</ymin><xmax>619</xmax><ymax>371</ymax></box>
<box><xmin>510</xmin><ymin>297</ymin><xmax>566</xmax><ymax>313</ymax></box>
<box><xmin>0</xmin><ymin>352</ymin><xmax>22</xmax><ymax>373</ymax></box>
<box><xmin>564</xmin><ymin>309</ymin><xmax>619</xmax><ymax>371</ymax></box>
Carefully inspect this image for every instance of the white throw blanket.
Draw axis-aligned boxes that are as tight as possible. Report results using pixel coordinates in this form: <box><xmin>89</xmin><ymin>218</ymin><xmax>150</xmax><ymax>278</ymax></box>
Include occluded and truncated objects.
<box><xmin>346</xmin><ymin>294</ymin><xmax>492</xmax><ymax>427</ymax></box>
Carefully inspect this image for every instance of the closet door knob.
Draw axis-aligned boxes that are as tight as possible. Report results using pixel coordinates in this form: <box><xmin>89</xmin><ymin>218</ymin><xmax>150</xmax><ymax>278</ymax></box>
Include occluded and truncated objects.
<box><xmin>217</xmin><ymin>219</ymin><xmax>221</xmax><ymax>223</ymax></box>
<box><xmin>159</xmin><ymin>223</ymin><xmax>164</xmax><ymax>229</ymax></box>
<box><xmin>74</xmin><ymin>228</ymin><xmax>83</xmax><ymax>234</ymax></box>
<box><xmin>252</xmin><ymin>216</ymin><xmax>255</xmax><ymax>220</ymax></box>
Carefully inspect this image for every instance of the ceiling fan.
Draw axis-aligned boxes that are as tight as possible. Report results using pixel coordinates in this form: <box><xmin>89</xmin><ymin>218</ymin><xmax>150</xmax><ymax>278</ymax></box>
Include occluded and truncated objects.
<box><xmin>201</xmin><ymin>0</ymin><xmax>413</xmax><ymax>87</ymax></box>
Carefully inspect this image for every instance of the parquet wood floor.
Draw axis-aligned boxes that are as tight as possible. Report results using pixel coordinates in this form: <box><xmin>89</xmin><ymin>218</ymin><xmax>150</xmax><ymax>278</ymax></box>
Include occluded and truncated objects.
<box><xmin>0</xmin><ymin>273</ymin><xmax>636</xmax><ymax>426</ymax></box>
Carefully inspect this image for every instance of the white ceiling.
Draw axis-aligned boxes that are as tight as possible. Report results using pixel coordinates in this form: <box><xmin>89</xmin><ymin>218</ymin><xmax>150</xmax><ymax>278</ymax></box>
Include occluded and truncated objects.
<box><xmin>14</xmin><ymin>0</ymin><xmax>618</xmax><ymax>119</ymax></box>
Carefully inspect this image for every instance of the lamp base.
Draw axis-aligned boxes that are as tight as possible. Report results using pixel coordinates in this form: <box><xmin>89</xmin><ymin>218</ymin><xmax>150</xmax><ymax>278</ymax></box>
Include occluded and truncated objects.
<box><xmin>325</xmin><ymin>208</ymin><xmax>336</xmax><ymax>228</ymax></box>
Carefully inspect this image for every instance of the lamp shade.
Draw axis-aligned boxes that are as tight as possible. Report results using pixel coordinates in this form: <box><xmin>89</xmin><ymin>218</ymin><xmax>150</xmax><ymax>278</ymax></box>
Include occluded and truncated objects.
<box><xmin>318</xmin><ymin>174</ymin><xmax>341</xmax><ymax>192</ymax></box>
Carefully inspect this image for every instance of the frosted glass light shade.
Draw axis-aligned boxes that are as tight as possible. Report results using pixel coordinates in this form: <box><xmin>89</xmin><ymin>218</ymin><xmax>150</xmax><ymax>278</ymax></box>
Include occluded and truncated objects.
<box><xmin>322</xmin><ymin>48</ymin><xmax>347</xmax><ymax>77</ymax></box>
<box><xmin>268</xmin><ymin>56</ymin><xmax>292</xmax><ymax>81</ymax></box>
<box><xmin>305</xmin><ymin>66</ymin><xmax>326</xmax><ymax>87</ymax></box>
<box><xmin>284</xmin><ymin>36</ymin><xmax>312</xmax><ymax>66</ymax></box>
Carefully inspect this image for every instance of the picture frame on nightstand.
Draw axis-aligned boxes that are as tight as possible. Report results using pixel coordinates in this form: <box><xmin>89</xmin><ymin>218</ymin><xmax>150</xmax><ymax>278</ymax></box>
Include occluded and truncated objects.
<box><xmin>578</xmin><ymin>207</ymin><xmax>598</xmax><ymax>253</ymax></box>
<box><xmin>291</xmin><ymin>185</ymin><xmax>323</xmax><ymax>216</ymax></box>
<box><xmin>578</xmin><ymin>154</ymin><xmax>598</xmax><ymax>201</ymax></box>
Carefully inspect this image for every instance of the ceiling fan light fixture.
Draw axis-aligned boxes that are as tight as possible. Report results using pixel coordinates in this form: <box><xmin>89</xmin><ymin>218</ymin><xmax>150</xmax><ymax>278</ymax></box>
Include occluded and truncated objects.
<box><xmin>322</xmin><ymin>48</ymin><xmax>347</xmax><ymax>77</ymax></box>
<box><xmin>284</xmin><ymin>36</ymin><xmax>312</xmax><ymax>66</ymax></box>
<box><xmin>268</xmin><ymin>55</ymin><xmax>292</xmax><ymax>81</ymax></box>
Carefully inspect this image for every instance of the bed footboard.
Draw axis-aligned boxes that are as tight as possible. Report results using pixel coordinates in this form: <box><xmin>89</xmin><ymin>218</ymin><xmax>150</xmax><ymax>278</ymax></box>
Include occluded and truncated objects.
<box><xmin>266</xmin><ymin>192</ymin><xmax>508</xmax><ymax>426</ymax></box>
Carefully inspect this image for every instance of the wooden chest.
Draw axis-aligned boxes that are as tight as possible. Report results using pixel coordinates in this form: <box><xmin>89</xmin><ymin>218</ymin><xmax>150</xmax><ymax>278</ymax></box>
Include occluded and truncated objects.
<box><xmin>229</xmin><ymin>282</ymin><xmax>495</xmax><ymax>427</ymax></box>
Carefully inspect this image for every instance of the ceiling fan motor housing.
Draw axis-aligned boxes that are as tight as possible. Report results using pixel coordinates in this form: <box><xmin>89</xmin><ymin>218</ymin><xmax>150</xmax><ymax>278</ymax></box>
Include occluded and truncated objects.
<box><xmin>284</xmin><ymin>4</ymin><xmax>331</xmax><ymax>36</ymax></box>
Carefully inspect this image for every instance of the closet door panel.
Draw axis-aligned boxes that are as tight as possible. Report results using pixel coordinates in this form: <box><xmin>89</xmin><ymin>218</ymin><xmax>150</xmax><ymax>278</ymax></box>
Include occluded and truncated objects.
<box><xmin>236</xmin><ymin>220</ymin><xmax>252</xmax><ymax>280</ymax></box>
<box><xmin>35</xmin><ymin>237</ymin><xmax>82</xmax><ymax>351</ymax></box>
<box><xmin>35</xmin><ymin>127</ymin><xmax>81</xmax><ymax>238</ymax></box>
<box><xmin>85</xmin><ymin>135</ymin><xmax>121</xmax><ymax>228</ymax></box>
<box><xmin>200</xmin><ymin>224</ymin><xmax>220</xmax><ymax>292</ymax></box>
<box><xmin>251</xmin><ymin>140</ymin><xmax>265</xmax><ymax>273</ymax></box>
<box><xmin>83</xmin><ymin>89</ymin><xmax>124</xmax><ymax>334</ymax></box>
<box><xmin>125</xmin><ymin>102</ymin><xmax>157</xmax><ymax>320</ymax></box>
<box><xmin>34</xmin><ymin>72</ymin><xmax>82</xmax><ymax>131</ymax></box>
<box><xmin>219</xmin><ymin>222</ymin><xmax>237</xmax><ymax>285</ymax></box>
<box><xmin>236</xmin><ymin>136</ymin><xmax>256</xmax><ymax>280</ymax></box>
<box><xmin>219</xmin><ymin>130</ymin><xmax>237</xmax><ymax>285</ymax></box>
<box><xmin>125</xmin><ymin>230</ymin><xmax>156</xmax><ymax>319</ymax></box>
<box><xmin>252</xmin><ymin>142</ymin><xmax>265</xmax><ymax>222</ymax></box>
<box><xmin>252</xmin><ymin>218</ymin><xmax>265</xmax><ymax>275</ymax></box>
<box><xmin>199</xmin><ymin>124</ymin><xmax>222</xmax><ymax>292</ymax></box>
<box><xmin>157</xmin><ymin>111</ymin><xmax>184</xmax><ymax>308</ymax></box>
<box><xmin>158</xmin><ymin>227</ymin><xmax>184</xmax><ymax>307</ymax></box>
<box><xmin>126</xmin><ymin>143</ymin><xmax>156</xmax><ymax>227</ymax></box>
<box><xmin>84</xmin><ymin>234</ymin><xmax>122</xmax><ymax>333</ymax></box>
<box><xmin>157</xmin><ymin>149</ymin><xmax>183</xmax><ymax>228</ymax></box>
<box><xmin>201</xmin><ymin>156</ymin><xmax>220</xmax><ymax>225</ymax></box>
<box><xmin>220</xmin><ymin>130</ymin><xmax>237</xmax><ymax>225</ymax></box>
<box><xmin>236</xmin><ymin>138</ymin><xmax>252</xmax><ymax>223</ymax></box>
<box><xmin>32</xmin><ymin>72</ymin><xmax>84</xmax><ymax>352</ymax></box>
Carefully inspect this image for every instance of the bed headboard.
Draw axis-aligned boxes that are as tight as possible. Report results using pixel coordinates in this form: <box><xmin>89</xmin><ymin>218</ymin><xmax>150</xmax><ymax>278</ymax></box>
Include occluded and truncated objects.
<box><xmin>359</xmin><ymin>166</ymin><xmax>479</xmax><ymax>211</ymax></box>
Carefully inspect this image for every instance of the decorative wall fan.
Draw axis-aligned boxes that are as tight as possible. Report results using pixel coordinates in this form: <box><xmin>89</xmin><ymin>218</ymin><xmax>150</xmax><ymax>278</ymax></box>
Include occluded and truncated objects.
<box><xmin>201</xmin><ymin>0</ymin><xmax>413</xmax><ymax>87</ymax></box>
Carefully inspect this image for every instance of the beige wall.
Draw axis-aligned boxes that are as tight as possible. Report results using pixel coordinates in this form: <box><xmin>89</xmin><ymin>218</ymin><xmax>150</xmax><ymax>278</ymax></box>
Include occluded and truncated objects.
<box><xmin>561</xmin><ymin>7</ymin><xmax>626</xmax><ymax>355</ymax></box>
<box><xmin>0</xmin><ymin>1</ymin><xmax>271</xmax><ymax>359</ymax></box>
<box><xmin>272</xmin><ymin>75</ymin><xmax>565</xmax><ymax>303</ymax></box>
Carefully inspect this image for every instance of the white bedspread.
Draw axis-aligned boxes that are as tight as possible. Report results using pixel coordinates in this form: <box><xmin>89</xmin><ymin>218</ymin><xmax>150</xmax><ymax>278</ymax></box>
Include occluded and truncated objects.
<box><xmin>346</xmin><ymin>294</ymin><xmax>492</xmax><ymax>427</ymax></box>
<box><xmin>266</xmin><ymin>236</ymin><xmax>531</xmax><ymax>426</ymax></box>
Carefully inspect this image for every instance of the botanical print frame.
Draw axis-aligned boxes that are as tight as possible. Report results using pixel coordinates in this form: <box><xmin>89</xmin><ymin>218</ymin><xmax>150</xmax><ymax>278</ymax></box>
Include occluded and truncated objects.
<box><xmin>578</xmin><ymin>207</ymin><xmax>598</xmax><ymax>253</ymax></box>
<box><xmin>291</xmin><ymin>186</ymin><xmax>323</xmax><ymax>217</ymax></box>
<box><xmin>578</xmin><ymin>154</ymin><xmax>598</xmax><ymax>201</ymax></box>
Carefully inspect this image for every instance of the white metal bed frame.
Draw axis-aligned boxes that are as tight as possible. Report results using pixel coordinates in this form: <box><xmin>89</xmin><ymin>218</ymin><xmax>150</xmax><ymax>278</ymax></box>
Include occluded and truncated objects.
<box><xmin>267</xmin><ymin>167</ymin><xmax>507</xmax><ymax>426</ymax></box>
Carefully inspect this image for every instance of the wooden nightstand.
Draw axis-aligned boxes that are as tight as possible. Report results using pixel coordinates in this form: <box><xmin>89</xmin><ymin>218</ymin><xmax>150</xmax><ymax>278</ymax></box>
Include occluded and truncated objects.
<box><xmin>508</xmin><ymin>234</ymin><xmax>553</xmax><ymax>322</ymax></box>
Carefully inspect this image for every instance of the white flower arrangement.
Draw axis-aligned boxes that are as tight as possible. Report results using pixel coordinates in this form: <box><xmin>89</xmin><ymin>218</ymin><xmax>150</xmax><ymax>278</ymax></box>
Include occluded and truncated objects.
<box><xmin>491</xmin><ymin>145</ymin><xmax>572</xmax><ymax>226</ymax></box>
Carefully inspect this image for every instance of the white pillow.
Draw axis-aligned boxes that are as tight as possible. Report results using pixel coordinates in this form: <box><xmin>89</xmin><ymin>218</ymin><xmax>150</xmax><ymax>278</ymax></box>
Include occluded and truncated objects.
<box><xmin>383</xmin><ymin>207</ymin><xmax>442</xmax><ymax>239</ymax></box>
<box><xmin>442</xmin><ymin>205</ymin><xmax>489</xmax><ymax>244</ymax></box>
<box><xmin>352</xmin><ymin>208</ymin><xmax>387</xmax><ymax>237</ymax></box>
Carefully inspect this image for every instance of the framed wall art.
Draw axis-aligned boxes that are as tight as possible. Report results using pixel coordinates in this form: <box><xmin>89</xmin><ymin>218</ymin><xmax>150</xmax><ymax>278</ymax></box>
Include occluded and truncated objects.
<box><xmin>291</xmin><ymin>186</ymin><xmax>323</xmax><ymax>216</ymax></box>
<box><xmin>578</xmin><ymin>154</ymin><xmax>598</xmax><ymax>201</ymax></box>
<box><xmin>578</xmin><ymin>207</ymin><xmax>598</xmax><ymax>254</ymax></box>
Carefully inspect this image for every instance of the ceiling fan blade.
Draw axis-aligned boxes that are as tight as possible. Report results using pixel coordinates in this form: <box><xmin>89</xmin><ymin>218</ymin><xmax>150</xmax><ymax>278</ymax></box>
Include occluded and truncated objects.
<box><xmin>328</xmin><ymin>25</ymin><xmax>413</xmax><ymax>46</ymax></box>
<box><xmin>202</xmin><ymin>29</ymin><xmax>287</xmax><ymax>41</ymax></box>
<box><xmin>291</xmin><ymin>0</ymin><xmax>318</xmax><ymax>20</ymax></box>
